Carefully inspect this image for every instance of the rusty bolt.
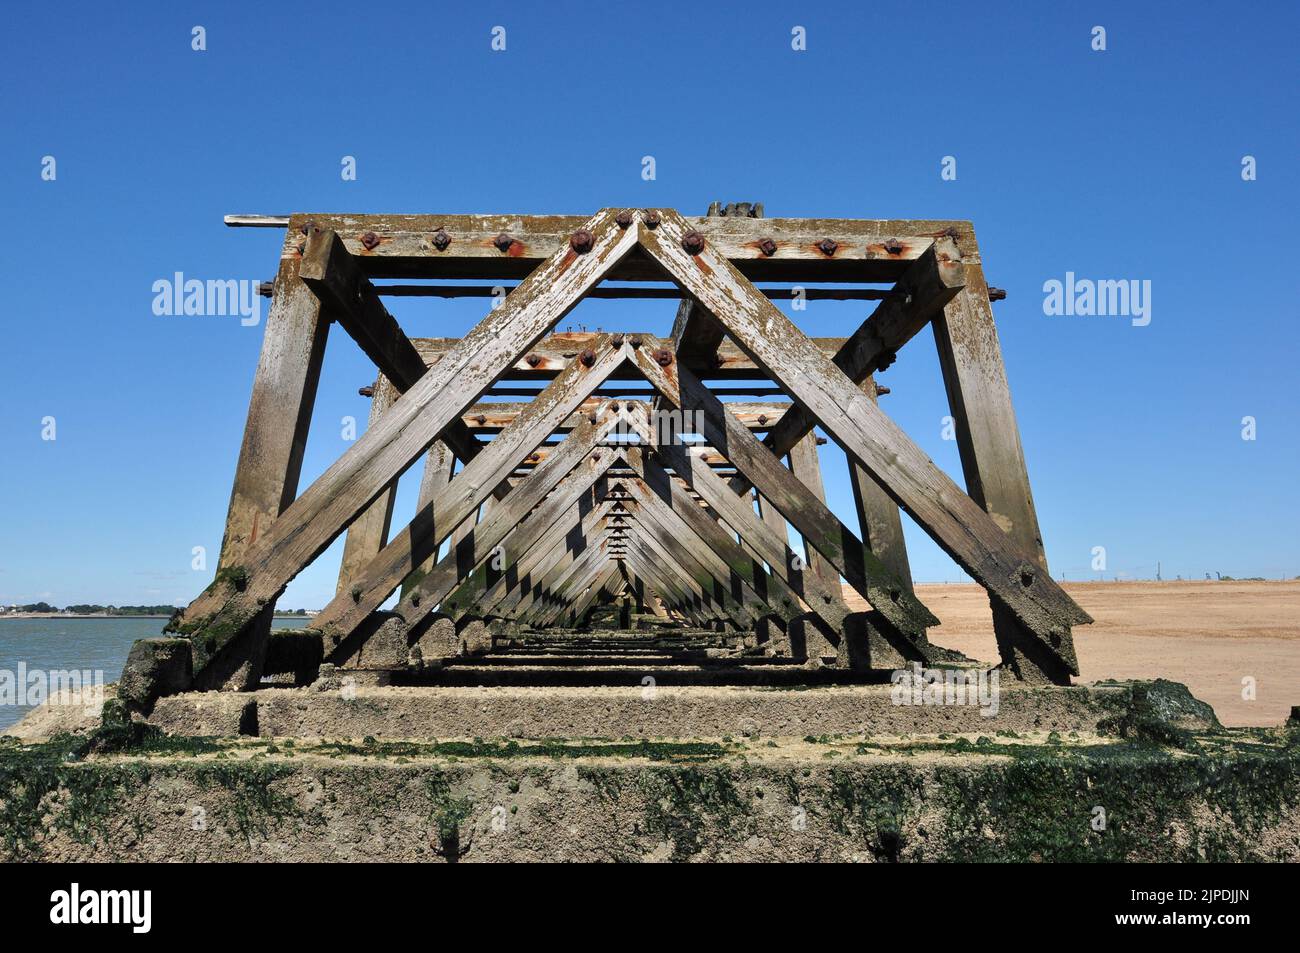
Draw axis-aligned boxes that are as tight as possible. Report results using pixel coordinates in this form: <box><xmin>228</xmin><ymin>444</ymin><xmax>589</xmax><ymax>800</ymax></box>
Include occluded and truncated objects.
<box><xmin>299</xmin><ymin>220</ymin><xmax>317</xmax><ymax>236</ymax></box>
<box><xmin>493</xmin><ymin>233</ymin><xmax>514</xmax><ymax>253</ymax></box>
<box><xmin>653</xmin><ymin>348</ymin><xmax>674</xmax><ymax>367</ymax></box>
<box><xmin>358</xmin><ymin>385</ymin><xmax>375</xmax><ymax>398</ymax></box>
<box><xmin>432</xmin><ymin>228</ymin><xmax>451</xmax><ymax>251</ymax></box>
<box><xmin>682</xmin><ymin>230</ymin><xmax>705</xmax><ymax>255</ymax></box>
<box><xmin>757</xmin><ymin>414</ymin><xmax>768</xmax><ymax>426</ymax></box>
<box><xmin>524</xmin><ymin>353</ymin><xmax>543</xmax><ymax>367</ymax></box>
<box><xmin>474</xmin><ymin>414</ymin><xmax>487</xmax><ymax>426</ymax></box>
<box><xmin>817</xmin><ymin>238</ymin><xmax>838</xmax><ymax>257</ymax></box>
<box><xmin>579</xmin><ymin>348</ymin><xmax>596</xmax><ymax>367</ymax></box>
<box><xmin>527</xmin><ymin>453</ymin><xmax>538</xmax><ymax>463</ymax></box>
<box><xmin>757</xmin><ymin>237</ymin><xmax>777</xmax><ymax>257</ymax></box>
<box><xmin>874</xmin><ymin>383</ymin><xmax>891</xmax><ymax>397</ymax></box>
<box><xmin>360</xmin><ymin>231</ymin><xmax>381</xmax><ymax>251</ymax></box>
<box><xmin>588</xmin><ymin>412</ymin><xmax>598</xmax><ymax>424</ymax></box>
<box><xmin>643</xmin><ymin>210</ymin><xmax>661</xmax><ymax>228</ymax></box>
<box><xmin>988</xmin><ymin>287</ymin><xmax>1008</xmax><ymax>301</ymax></box>
<box><xmin>883</xmin><ymin>238</ymin><xmax>904</xmax><ymax>255</ymax></box>
<box><xmin>629</xmin><ymin>336</ymin><xmax>643</xmax><ymax>349</ymax></box>
<box><xmin>570</xmin><ymin>229</ymin><xmax>595</xmax><ymax>254</ymax></box>
<box><xmin>611</xmin><ymin>334</ymin><xmax>624</xmax><ymax>347</ymax></box>
<box><xmin>615</xmin><ymin>209</ymin><xmax>634</xmax><ymax>229</ymax></box>
<box><xmin>612</xmin><ymin>401</ymin><xmax>621</xmax><ymax>412</ymax></box>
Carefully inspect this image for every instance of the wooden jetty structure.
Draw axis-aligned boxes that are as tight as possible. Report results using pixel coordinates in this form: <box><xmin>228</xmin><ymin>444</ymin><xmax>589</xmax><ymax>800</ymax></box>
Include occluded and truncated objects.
<box><xmin>123</xmin><ymin>203</ymin><xmax>1091</xmax><ymax>712</ymax></box>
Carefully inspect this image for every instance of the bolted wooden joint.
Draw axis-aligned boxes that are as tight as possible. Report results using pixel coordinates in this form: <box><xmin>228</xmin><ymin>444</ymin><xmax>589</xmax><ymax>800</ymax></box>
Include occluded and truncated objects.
<box><xmin>578</xmin><ymin>348</ymin><xmax>596</xmax><ymax>367</ymax></box>
<box><xmin>629</xmin><ymin>336</ymin><xmax>643</xmax><ymax>348</ymax></box>
<box><xmin>359</xmin><ymin>231</ymin><xmax>381</xmax><ymax>251</ymax></box>
<box><xmin>817</xmin><ymin>238</ymin><xmax>838</xmax><ymax>257</ymax></box>
<box><xmin>757</xmin><ymin>237</ymin><xmax>777</xmax><ymax>257</ymax></box>
<box><xmin>652</xmin><ymin>348</ymin><xmax>674</xmax><ymax>367</ymax></box>
<box><xmin>493</xmin><ymin>233</ymin><xmax>515</xmax><ymax>253</ymax></box>
<box><xmin>682</xmin><ymin>230</ymin><xmax>706</xmax><ymax>255</ymax></box>
<box><xmin>570</xmin><ymin>229</ymin><xmax>595</xmax><ymax>254</ymax></box>
<box><xmin>611</xmin><ymin>334</ymin><xmax>624</xmax><ymax>346</ymax></box>
<box><xmin>615</xmin><ymin>209</ymin><xmax>634</xmax><ymax>229</ymax></box>
<box><xmin>642</xmin><ymin>210</ymin><xmax>660</xmax><ymax>228</ymax></box>
<box><xmin>883</xmin><ymin>238</ymin><xmax>904</xmax><ymax>255</ymax></box>
<box><xmin>524</xmin><ymin>353</ymin><xmax>543</xmax><ymax>367</ymax></box>
<box><xmin>431</xmin><ymin>228</ymin><xmax>451</xmax><ymax>251</ymax></box>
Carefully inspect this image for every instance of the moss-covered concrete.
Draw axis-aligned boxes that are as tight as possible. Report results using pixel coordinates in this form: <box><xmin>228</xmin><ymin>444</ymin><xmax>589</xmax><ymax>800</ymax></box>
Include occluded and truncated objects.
<box><xmin>3</xmin><ymin>725</ymin><xmax>1298</xmax><ymax>862</ymax></box>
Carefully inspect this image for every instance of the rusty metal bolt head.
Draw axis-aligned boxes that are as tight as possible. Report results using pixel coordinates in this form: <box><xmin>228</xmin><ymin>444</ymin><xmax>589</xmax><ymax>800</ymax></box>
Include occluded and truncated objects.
<box><xmin>358</xmin><ymin>385</ymin><xmax>375</xmax><ymax>398</ymax></box>
<box><xmin>579</xmin><ymin>348</ymin><xmax>596</xmax><ymax>367</ymax></box>
<box><xmin>682</xmin><ymin>230</ymin><xmax>705</xmax><ymax>255</ymax></box>
<box><xmin>874</xmin><ymin>383</ymin><xmax>891</xmax><ymax>397</ymax></box>
<box><xmin>629</xmin><ymin>336</ymin><xmax>643</xmax><ymax>349</ymax></box>
<box><xmin>615</xmin><ymin>209</ymin><xmax>634</xmax><ymax>229</ymax></box>
<box><xmin>757</xmin><ymin>237</ymin><xmax>777</xmax><ymax>257</ymax></box>
<box><xmin>570</xmin><ymin>229</ymin><xmax>595</xmax><ymax>254</ymax></box>
<box><xmin>432</xmin><ymin>228</ymin><xmax>451</xmax><ymax>251</ymax></box>
<box><xmin>474</xmin><ymin>414</ymin><xmax>487</xmax><ymax>426</ymax></box>
<box><xmin>524</xmin><ymin>352</ymin><xmax>543</xmax><ymax>367</ymax></box>
<box><xmin>883</xmin><ymin>238</ymin><xmax>904</xmax><ymax>255</ymax></box>
<box><xmin>757</xmin><ymin>414</ymin><xmax>768</xmax><ymax>426</ymax></box>
<box><xmin>653</xmin><ymin>348</ymin><xmax>674</xmax><ymax>367</ymax></box>
<box><xmin>493</xmin><ymin>233</ymin><xmax>514</xmax><ymax>253</ymax></box>
<box><xmin>612</xmin><ymin>401</ymin><xmax>621</xmax><ymax>412</ymax></box>
<box><xmin>360</xmin><ymin>231</ymin><xmax>381</xmax><ymax>251</ymax></box>
<box><xmin>642</xmin><ymin>210</ymin><xmax>661</xmax><ymax>228</ymax></box>
<box><xmin>817</xmin><ymin>238</ymin><xmax>838</xmax><ymax>257</ymax></box>
<box><xmin>611</xmin><ymin>333</ymin><xmax>624</xmax><ymax>347</ymax></box>
<box><xmin>527</xmin><ymin>453</ymin><xmax>538</xmax><ymax>463</ymax></box>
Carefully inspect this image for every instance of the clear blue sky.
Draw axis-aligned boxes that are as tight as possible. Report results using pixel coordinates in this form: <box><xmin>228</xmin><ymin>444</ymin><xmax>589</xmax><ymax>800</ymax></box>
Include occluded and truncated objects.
<box><xmin>1</xmin><ymin>1</ymin><xmax>1296</xmax><ymax>611</ymax></box>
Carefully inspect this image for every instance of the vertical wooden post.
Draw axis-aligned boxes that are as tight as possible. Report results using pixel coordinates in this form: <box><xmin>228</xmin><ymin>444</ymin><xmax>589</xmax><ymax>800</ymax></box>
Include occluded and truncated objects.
<box><xmin>848</xmin><ymin>376</ymin><xmax>914</xmax><ymax>591</ymax></box>
<box><xmin>786</xmin><ymin>433</ymin><xmax>841</xmax><ymax>662</ymax></box>
<box><xmin>930</xmin><ymin>248</ymin><xmax>1077</xmax><ymax>683</ymax></box>
<box><xmin>207</xmin><ymin>225</ymin><xmax>331</xmax><ymax>690</ymax></box>
<box><xmin>335</xmin><ymin>375</ymin><xmax>398</xmax><ymax>597</ymax></box>
<box><xmin>399</xmin><ymin>441</ymin><xmax>456</xmax><ymax>598</ymax></box>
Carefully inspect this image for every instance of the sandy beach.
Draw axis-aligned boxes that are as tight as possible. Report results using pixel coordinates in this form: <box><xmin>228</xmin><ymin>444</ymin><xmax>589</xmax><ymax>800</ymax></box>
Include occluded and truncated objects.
<box><xmin>844</xmin><ymin>580</ymin><xmax>1299</xmax><ymax>727</ymax></box>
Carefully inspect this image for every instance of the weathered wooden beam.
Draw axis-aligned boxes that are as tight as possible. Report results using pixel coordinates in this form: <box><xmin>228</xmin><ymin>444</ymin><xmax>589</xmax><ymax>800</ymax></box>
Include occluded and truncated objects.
<box><xmin>640</xmin><ymin>211</ymin><xmax>1090</xmax><ymax>666</ymax></box>
<box><xmin>396</xmin><ymin>413</ymin><xmax>627</xmax><ymax>632</ymax></box>
<box><xmin>848</xmin><ymin>376</ymin><xmax>914</xmax><ymax>590</ymax></box>
<box><xmin>313</xmin><ymin>338</ymin><xmax>629</xmax><ymax>643</ymax></box>
<box><xmin>240</xmin><ymin>212</ymin><xmax>980</xmax><ymax>282</ymax></box>
<box><xmin>932</xmin><ymin>248</ymin><xmax>1075</xmax><ymax>681</ymax></box>
<box><xmin>205</xmin><ymin>226</ymin><xmax>332</xmax><ymax>690</ymax></box>
<box><xmin>637</xmin><ymin>344</ymin><xmax>940</xmax><ymax>654</ymax></box>
<box><xmin>335</xmin><ymin>375</ymin><xmax>399</xmax><ymax>597</ymax></box>
<box><xmin>169</xmin><ymin>209</ymin><xmax>639</xmax><ymax>677</ymax></box>
<box><xmin>747</xmin><ymin>237</ymin><xmax>967</xmax><ymax>478</ymax></box>
<box><xmin>410</xmin><ymin>333</ymin><xmax>851</xmax><ymax>380</ymax></box>
<box><xmin>787</xmin><ymin>432</ymin><xmax>845</xmax><ymax>661</ymax></box>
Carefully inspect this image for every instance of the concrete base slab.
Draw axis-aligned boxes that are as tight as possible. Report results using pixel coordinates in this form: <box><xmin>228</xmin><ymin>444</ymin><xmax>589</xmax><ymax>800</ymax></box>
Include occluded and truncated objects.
<box><xmin>4</xmin><ymin>729</ymin><xmax>1297</xmax><ymax>862</ymax></box>
<box><xmin>143</xmin><ymin>682</ymin><xmax>1137</xmax><ymax>741</ymax></box>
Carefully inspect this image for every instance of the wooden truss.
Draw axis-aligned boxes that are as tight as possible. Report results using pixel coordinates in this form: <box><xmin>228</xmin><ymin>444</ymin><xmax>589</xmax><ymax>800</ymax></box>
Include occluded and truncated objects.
<box><xmin>150</xmin><ymin>204</ymin><xmax>1090</xmax><ymax>702</ymax></box>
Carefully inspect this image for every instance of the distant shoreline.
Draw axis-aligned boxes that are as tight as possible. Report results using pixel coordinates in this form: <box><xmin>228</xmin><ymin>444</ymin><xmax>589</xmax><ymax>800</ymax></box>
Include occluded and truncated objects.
<box><xmin>0</xmin><ymin>613</ymin><xmax>313</xmax><ymax>620</ymax></box>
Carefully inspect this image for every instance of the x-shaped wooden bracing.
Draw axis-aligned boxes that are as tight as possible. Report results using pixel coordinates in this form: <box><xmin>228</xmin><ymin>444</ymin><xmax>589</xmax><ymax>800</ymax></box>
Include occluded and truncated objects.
<box><xmin>171</xmin><ymin>207</ymin><xmax>1089</xmax><ymax>692</ymax></box>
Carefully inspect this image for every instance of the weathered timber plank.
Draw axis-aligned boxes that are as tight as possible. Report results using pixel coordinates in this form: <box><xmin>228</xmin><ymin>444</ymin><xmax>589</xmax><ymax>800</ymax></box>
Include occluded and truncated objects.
<box><xmin>271</xmin><ymin>212</ymin><xmax>979</xmax><ymax>282</ymax></box>
<box><xmin>313</xmin><ymin>338</ymin><xmax>628</xmax><ymax>642</ymax></box>
<box><xmin>171</xmin><ymin>209</ymin><xmax>639</xmax><ymax>675</ymax></box>
<box><xmin>205</xmin><ymin>223</ymin><xmax>332</xmax><ymax>690</ymax></box>
<box><xmin>932</xmin><ymin>251</ymin><xmax>1076</xmax><ymax>680</ymax></box>
<box><xmin>640</xmin><ymin>211</ymin><xmax>1091</xmax><ymax>654</ymax></box>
